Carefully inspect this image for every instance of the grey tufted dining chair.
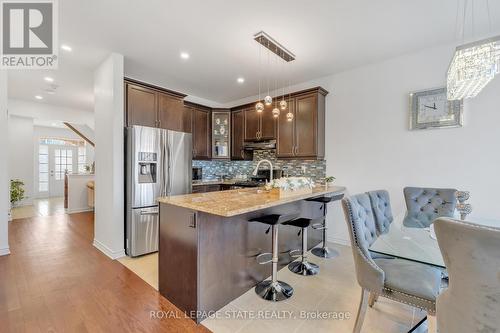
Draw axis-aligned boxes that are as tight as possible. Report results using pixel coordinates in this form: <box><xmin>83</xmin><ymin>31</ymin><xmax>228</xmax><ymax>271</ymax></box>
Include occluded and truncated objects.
<box><xmin>367</xmin><ymin>190</ymin><xmax>393</xmax><ymax>235</ymax></box>
<box><xmin>342</xmin><ymin>193</ymin><xmax>442</xmax><ymax>333</ymax></box>
<box><xmin>434</xmin><ymin>218</ymin><xmax>500</xmax><ymax>333</ymax></box>
<box><xmin>403</xmin><ymin>187</ymin><xmax>457</xmax><ymax>228</ymax></box>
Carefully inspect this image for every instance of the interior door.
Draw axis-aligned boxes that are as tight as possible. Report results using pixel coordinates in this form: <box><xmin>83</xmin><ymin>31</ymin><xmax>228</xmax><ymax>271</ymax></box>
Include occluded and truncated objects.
<box><xmin>49</xmin><ymin>145</ymin><xmax>77</xmax><ymax>197</ymax></box>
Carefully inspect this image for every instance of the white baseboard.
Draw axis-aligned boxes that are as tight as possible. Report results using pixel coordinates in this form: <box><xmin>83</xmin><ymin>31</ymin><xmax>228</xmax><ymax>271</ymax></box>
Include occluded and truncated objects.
<box><xmin>0</xmin><ymin>247</ymin><xmax>11</xmax><ymax>256</ymax></box>
<box><xmin>67</xmin><ymin>207</ymin><xmax>94</xmax><ymax>214</ymax></box>
<box><xmin>93</xmin><ymin>239</ymin><xmax>126</xmax><ymax>260</ymax></box>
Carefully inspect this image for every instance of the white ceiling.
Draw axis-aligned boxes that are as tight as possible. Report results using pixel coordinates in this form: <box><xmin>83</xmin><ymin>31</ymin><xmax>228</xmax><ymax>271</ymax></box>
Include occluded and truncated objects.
<box><xmin>7</xmin><ymin>0</ymin><xmax>500</xmax><ymax>111</ymax></box>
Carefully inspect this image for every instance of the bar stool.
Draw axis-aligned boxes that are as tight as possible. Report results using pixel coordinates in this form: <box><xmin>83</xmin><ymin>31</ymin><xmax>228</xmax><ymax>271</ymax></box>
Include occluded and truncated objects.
<box><xmin>249</xmin><ymin>213</ymin><xmax>299</xmax><ymax>301</ymax></box>
<box><xmin>283</xmin><ymin>218</ymin><xmax>320</xmax><ymax>276</ymax></box>
<box><xmin>306</xmin><ymin>193</ymin><xmax>344</xmax><ymax>259</ymax></box>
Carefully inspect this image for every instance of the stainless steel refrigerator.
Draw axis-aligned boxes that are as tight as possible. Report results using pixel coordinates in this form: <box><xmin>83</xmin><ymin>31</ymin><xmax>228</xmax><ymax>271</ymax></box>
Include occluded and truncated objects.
<box><xmin>126</xmin><ymin>125</ymin><xmax>192</xmax><ymax>257</ymax></box>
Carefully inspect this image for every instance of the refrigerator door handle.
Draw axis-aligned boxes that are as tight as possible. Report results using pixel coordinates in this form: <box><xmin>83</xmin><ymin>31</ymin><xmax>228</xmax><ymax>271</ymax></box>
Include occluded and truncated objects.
<box><xmin>161</xmin><ymin>131</ymin><xmax>168</xmax><ymax>197</ymax></box>
<box><xmin>167</xmin><ymin>138</ymin><xmax>173</xmax><ymax>195</ymax></box>
<box><xmin>140</xmin><ymin>210</ymin><xmax>159</xmax><ymax>216</ymax></box>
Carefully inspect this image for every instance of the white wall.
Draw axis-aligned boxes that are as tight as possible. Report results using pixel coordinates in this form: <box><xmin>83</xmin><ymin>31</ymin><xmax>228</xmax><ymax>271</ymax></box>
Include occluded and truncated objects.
<box><xmin>8</xmin><ymin>116</ymin><xmax>35</xmax><ymax>206</ymax></box>
<box><xmin>8</xmin><ymin>99</ymin><xmax>94</xmax><ymax>129</ymax></box>
<box><xmin>310</xmin><ymin>43</ymin><xmax>500</xmax><ymax>244</ymax></box>
<box><xmin>0</xmin><ymin>70</ymin><xmax>10</xmax><ymax>256</ymax></box>
<box><xmin>93</xmin><ymin>53</ymin><xmax>125</xmax><ymax>259</ymax></box>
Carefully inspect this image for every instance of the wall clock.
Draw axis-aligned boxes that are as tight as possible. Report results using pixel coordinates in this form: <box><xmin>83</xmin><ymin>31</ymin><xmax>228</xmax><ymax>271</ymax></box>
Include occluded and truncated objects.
<box><xmin>409</xmin><ymin>87</ymin><xmax>463</xmax><ymax>130</ymax></box>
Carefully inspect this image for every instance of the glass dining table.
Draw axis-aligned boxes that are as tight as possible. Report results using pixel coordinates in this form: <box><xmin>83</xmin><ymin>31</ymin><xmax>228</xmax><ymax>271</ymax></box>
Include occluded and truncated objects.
<box><xmin>370</xmin><ymin>213</ymin><xmax>499</xmax><ymax>268</ymax></box>
<box><xmin>369</xmin><ymin>213</ymin><xmax>499</xmax><ymax>332</ymax></box>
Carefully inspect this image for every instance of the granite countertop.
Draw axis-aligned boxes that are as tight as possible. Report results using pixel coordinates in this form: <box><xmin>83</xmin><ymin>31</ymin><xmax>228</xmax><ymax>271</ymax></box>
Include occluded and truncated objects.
<box><xmin>158</xmin><ymin>185</ymin><xmax>346</xmax><ymax>217</ymax></box>
<box><xmin>191</xmin><ymin>180</ymin><xmax>239</xmax><ymax>187</ymax></box>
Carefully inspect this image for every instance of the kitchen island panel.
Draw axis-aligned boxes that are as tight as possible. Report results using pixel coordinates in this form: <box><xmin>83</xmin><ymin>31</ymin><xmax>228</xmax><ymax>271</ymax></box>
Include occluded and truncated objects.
<box><xmin>159</xmin><ymin>199</ymin><xmax>326</xmax><ymax>322</ymax></box>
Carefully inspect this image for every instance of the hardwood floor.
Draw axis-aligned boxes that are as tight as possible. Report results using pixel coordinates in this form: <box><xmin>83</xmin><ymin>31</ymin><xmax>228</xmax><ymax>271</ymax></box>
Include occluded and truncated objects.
<box><xmin>0</xmin><ymin>212</ymin><xmax>210</xmax><ymax>333</ymax></box>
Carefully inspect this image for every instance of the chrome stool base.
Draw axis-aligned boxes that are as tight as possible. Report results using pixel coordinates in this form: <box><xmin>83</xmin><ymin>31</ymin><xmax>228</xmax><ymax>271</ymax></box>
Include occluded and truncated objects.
<box><xmin>312</xmin><ymin>246</ymin><xmax>339</xmax><ymax>259</ymax></box>
<box><xmin>255</xmin><ymin>280</ymin><xmax>294</xmax><ymax>301</ymax></box>
<box><xmin>288</xmin><ymin>260</ymin><xmax>320</xmax><ymax>276</ymax></box>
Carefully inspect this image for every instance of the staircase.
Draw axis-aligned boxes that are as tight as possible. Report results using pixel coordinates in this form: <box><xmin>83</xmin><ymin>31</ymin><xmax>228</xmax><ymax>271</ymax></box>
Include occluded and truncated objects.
<box><xmin>63</xmin><ymin>122</ymin><xmax>95</xmax><ymax>147</ymax></box>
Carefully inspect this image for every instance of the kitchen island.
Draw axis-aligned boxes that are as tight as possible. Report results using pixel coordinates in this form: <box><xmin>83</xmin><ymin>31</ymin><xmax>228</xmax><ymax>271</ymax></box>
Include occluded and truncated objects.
<box><xmin>158</xmin><ymin>185</ymin><xmax>346</xmax><ymax>322</ymax></box>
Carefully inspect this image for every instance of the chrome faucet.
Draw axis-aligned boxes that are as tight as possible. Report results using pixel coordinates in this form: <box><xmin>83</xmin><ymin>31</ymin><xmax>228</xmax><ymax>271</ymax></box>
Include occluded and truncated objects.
<box><xmin>253</xmin><ymin>159</ymin><xmax>274</xmax><ymax>182</ymax></box>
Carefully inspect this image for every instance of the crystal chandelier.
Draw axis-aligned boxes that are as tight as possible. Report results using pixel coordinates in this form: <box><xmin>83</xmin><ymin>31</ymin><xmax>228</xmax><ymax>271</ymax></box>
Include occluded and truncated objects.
<box><xmin>254</xmin><ymin>31</ymin><xmax>295</xmax><ymax>119</ymax></box>
<box><xmin>447</xmin><ymin>36</ymin><xmax>500</xmax><ymax>100</ymax></box>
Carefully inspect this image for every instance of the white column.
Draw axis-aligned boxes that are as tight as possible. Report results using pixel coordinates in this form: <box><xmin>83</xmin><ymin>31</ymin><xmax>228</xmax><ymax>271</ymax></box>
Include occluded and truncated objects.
<box><xmin>0</xmin><ymin>70</ymin><xmax>10</xmax><ymax>256</ymax></box>
<box><xmin>93</xmin><ymin>54</ymin><xmax>125</xmax><ymax>259</ymax></box>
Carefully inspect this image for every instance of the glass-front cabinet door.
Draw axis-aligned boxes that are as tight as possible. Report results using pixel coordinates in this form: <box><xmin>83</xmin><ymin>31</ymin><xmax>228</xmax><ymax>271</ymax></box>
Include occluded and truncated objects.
<box><xmin>212</xmin><ymin>110</ymin><xmax>231</xmax><ymax>159</ymax></box>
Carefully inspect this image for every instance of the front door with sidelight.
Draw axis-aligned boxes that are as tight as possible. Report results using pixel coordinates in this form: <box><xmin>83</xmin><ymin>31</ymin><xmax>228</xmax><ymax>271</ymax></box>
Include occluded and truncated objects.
<box><xmin>48</xmin><ymin>146</ymin><xmax>77</xmax><ymax>197</ymax></box>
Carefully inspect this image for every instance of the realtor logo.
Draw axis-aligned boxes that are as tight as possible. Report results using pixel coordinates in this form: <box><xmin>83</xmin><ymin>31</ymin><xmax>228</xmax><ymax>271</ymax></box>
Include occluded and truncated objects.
<box><xmin>1</xmin><ymin>0</ymin><xmax>58</xmax><ymax>68</ymax></box>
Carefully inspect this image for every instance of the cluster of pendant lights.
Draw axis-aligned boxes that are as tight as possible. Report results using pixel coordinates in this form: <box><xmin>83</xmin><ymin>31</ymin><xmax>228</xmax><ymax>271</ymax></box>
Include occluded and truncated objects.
<box><xmin>255</xmin><ymin>41</ymin><xmax>294</xmax><ymax>122</ymax></box>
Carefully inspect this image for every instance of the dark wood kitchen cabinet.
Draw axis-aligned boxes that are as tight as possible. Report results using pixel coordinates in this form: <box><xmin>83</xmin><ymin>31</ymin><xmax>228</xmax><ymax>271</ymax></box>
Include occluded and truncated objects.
<box><xmin>243</xmin><ymin>106</ymin><xmax>276</xmax><ymax>141</ymax></box>
<box><xmin>158</xmin><ymin>91</ymin><xmax>188</xmax><ymax>132</ymax></box>
<box><xmin>190</xmin><ymin>104</ymin><xmax>211</xmax><ymax>160</ymax></box>
<box><xmin>276</xmin><ymin>88</ymin><xmax>327</xmax><ymax>159</ymax></box>
<box><xmin>260</xmin><ymin>104</ymin><xmax>277</xmax><ymax>139</ymax></box>
<box><xmin>231</xmin><ymin>109</ymin><xmax>252</xmax><ymax>160</ymax></box>
<box><xmin>125</xmin><ymin>79</ymin><xmax>188</xmax><ymax>131</ymax></box>
<box><xmin>126</xmin><ymin>83</ymin><xmax>158</xmax><ymax>128</ymax></box>
<box><xmin>276</xmin><ymin>97</ymin><xmax>296</xmax><ymax>158</ymax></box>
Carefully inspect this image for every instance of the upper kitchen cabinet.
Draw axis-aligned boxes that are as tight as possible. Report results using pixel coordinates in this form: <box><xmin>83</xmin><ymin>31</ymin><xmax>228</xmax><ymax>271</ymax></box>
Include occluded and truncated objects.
<box><xmin>243</xmin><ymin>106</ymin><xmax>276</xmax><ymax>141</ymax></box>
<box><xmin>276</xmin><ymin>97</ymin><xmax>296</xmax><ymax>158</ymax></box>
<box><xmin>276</xmin><ymin>87</ymin><xmax>328</xmax><ymax>159</ymax></box>
<box><xmin>189</xmin><ymin>103</ymin><xmax>211</xmax><ymax>160</ymax></box>
<box><xmin>211</xmin><ymin>110</ymin><xmax>231</xmax><ymax>160</ymax></box>
<box><xmin>243</xmin><ymin>107</ymin><xmax>260</xmax><ymax>141</ymax></box>
<box><xmin>124</xmin><ymin>79</ymin><xmax>188</xmax><ymax>131</ymax></box>
<box><xmin>126</xmin><ymin>83</ymin><xmax>158</xmax><ymax>128</ymax></box>
<box><xmin>231</xmin><ymin>109</ymin><xmax>252</xmax><ymax>160</ymax></box>
<box><xmin>158</xmin><ymin>91</ymin><xmax>189</xmax><ymax>132</ymax></box>
<box><xmin>260</xmin><ymin>104</ymin><xmax>277</xmax><ymax>140</ymax></box>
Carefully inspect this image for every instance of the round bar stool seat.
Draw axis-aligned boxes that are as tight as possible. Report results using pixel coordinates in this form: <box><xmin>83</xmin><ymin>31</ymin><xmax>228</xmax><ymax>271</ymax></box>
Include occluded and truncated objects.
<box><xmin>306</xmin><ymin>193</ymin><xmax>345</xmax><ymax>259</ymax></box>
<box><xmin>283</xmin><ymin>218</ymin><xmax>320</xmax><ymax>276</ymax></box>
<box><xmin>249</xmin><ymin>213</ymin><xmax>299</xmax><ymax>301</ymax></box>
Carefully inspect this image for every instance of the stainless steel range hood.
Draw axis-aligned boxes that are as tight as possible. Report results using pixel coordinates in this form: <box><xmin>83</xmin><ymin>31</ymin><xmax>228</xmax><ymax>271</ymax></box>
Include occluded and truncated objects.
<box><xmin>243</xmin><ymin>140</ymin><xmax>276</xmax><ymax>150</ymax></box>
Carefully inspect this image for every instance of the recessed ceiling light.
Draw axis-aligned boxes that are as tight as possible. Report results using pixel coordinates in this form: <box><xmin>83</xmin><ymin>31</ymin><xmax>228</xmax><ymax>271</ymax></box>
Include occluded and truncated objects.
<box><xmin>35</xmin><ymin>95</ymin><xmax>43</xmax><ymax>100</ymax></box>
<box><xmin>44</xmin><ymin>76</ymin><xmax>54</xmax><ymax>82</ymax></box>
<box><xmin>237</xmin><ymin>77</ymin><xmax>245</xmax><ymax>84</ymax></box>
<box><xmin>180</xmin><ymin>52</ymin><xmax>190</xmax><ymax>60</ymax></box>
<box><xmin>61</xmin><ymin>44</ymin><xmax>72</xmax><ymax>52</ymax></box>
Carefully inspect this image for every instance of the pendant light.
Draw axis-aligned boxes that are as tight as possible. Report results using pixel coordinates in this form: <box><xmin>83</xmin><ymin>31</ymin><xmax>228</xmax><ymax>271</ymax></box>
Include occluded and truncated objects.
<box><xmin>279</xmin><ymin>50</ymin><xmax>287</xmax><ymax>111</ymax></box>
<box><xmin>264</xmin><ymin>40</ymin><xmax>273</xmax><ymax>106</ymax></box>
<box><xmin>272</xmin><ymin>55</ymin><xmax>280</xmax><ymax>118</ymax></box>
<box><xmin>253</xmin><ymin>32</ymin><xmax>296</xmax><ymax>119</ymax></box>
<box><xmin>255</xmin><ymin>44</ymin><xmax>264</xmax><ymax>112</ymax></box>
<box><xmin>447</xmin><ymin>0</ymin><xmax>500</xmax><ymax>100</ymax></box>
<box><xmin>286</xmin><ymin>55</ymin><xmax>294</xmax><ymax>121</ymax></box>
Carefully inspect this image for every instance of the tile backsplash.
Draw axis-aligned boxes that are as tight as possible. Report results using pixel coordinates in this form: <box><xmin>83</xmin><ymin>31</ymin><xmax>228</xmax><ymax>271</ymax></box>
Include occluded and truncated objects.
<box><xmin>193</xmin><ymin>150</ymin><xmax>326</xmax><ymax>181</ymax></box>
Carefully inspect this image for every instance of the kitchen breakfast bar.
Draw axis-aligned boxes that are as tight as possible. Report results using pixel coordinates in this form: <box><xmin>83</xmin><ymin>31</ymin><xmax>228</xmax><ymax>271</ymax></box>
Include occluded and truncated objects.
<box><xmin>158</xmin><ymin>186</ymin><xmax>345</xmax><ymax>322</ymax></box>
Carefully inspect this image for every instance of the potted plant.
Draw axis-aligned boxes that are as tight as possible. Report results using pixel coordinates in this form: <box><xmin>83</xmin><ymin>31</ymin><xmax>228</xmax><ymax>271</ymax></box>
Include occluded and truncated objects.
<box><xmin>10</xmin><ymin>179</ymin><xmax>25</xmax><ymax>208</ymax></box>
<box><xmin>324</xmin><ymin>176</ymin><xmax>336</xmax><ymax>187</ymax></box>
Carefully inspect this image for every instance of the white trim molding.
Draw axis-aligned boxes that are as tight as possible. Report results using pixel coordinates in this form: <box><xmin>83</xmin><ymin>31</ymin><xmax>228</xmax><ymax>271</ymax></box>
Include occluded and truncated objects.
<box><xmin>67</xmin><ymin>208</ymin><xmax>94</xmax><ymax>214</ymax></box>
<box><xmin>0</xmin><ymin>247</ymin><xmax>11</xmax><ymax>256</ymax></box>
<box><xmin>93</xmin><ymin>238</ymin><xmax>126</xmax><ymax>260</ymax></box>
